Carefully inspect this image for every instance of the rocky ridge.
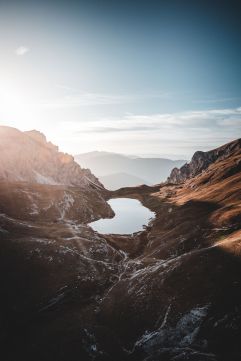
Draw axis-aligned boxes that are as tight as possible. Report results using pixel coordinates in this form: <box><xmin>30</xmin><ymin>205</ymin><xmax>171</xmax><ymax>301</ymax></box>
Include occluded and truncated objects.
<box><xmin>168</xmin><ymin>138</ymin><xmax>241</xmax><ymax>183</ymax></box>
<box><xmin>0</xmin><ymin>126</ymin><xmax>103</xmax><ymax>189</ymax></box>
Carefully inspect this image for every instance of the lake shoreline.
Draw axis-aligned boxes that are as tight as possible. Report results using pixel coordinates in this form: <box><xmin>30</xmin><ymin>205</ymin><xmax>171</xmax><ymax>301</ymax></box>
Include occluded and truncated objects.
<box><xmin>89</xmin><ymin>197</ymin><xmax>155</xmax><ymax>235</ymax></box>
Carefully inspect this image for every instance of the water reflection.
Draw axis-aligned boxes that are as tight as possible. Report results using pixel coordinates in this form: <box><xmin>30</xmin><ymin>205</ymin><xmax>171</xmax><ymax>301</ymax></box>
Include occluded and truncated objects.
<box><xmin>89</xmin><ymin>198</ymin><xmax>155</xmax><ymax>234</ymax></box>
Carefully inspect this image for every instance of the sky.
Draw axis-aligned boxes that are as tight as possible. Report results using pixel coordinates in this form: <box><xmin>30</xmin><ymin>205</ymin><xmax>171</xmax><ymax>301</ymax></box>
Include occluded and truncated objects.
<box><xmin>0</xmin><ymin>0</ymin><xmax>241</xmax><ymax>159</ymax></box>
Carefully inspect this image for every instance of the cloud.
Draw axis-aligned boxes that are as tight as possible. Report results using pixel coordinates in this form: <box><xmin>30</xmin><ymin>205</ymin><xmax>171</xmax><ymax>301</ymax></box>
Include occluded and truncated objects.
<box><xmin>15</xmin><ymin>46</ymin><xmax>30</xmax><ymax>56</ymax></box>
<box><xmin>40</xmin><ymin>87</ymin><xmax>171</xmax><ymax>108</ymax></box>
<box><xmin>72</xmin><ymin>106</ymin><xmax>241</xmax><ymax>158</ymax></box>
<box><xmin>80</xmin><ymin>125</ymin><xmax>156</xmax><ymax>133</ymax></box>
<box><xmin>9</xmin><ymin>103</ymin><xmax>238</xmax><ymax>159</ymax></box>
<box><xmin>41</xmin><ymin>92</ymin><xmax>132</xmax><ymax>108</ymax></box>
<box><xmin>79</xmin><ymin>106</ymin><xmax>241</xmax><ymax>134</ymax></box>
<box><xmin>193</xmin><ymin>97</ymin><xmax>239</xmax><ymax>104</ymax></box>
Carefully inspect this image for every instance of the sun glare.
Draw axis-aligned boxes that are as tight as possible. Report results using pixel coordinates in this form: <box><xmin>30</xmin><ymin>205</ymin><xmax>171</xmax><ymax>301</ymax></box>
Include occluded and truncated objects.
<box><xmin>0</xmin><ymin>74</ymin><xmax>41</xmax><ymax>130</ymax></box>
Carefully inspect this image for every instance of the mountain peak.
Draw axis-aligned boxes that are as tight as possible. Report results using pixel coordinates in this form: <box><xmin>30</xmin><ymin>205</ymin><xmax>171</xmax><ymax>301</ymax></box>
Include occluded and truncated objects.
<box><xmin>25</xmin><ymin>129</ymin><xmax>47</xmax><ymax>143</ymax></box>
<box><xmin>0</xmin><ymin>126</ymin><xmax>103</xmax><ymax>189</ymax></box>
<box><xmin>168</xmin><ymin>138</ymin><xmax>241</xmax><ymax>183</ymax></box>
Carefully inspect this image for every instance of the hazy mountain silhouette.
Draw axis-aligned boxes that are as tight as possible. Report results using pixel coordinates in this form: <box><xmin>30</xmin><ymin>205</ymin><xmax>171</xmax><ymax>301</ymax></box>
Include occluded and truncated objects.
<box><xmin>99</xmin><ymin>172</ymin><xmax>149</xmax><ymax>190</ymax></box>
<box><xmin>75</xmin><ymin>151</ymin><xmax>186</xmax><ymax>189</ymax></box>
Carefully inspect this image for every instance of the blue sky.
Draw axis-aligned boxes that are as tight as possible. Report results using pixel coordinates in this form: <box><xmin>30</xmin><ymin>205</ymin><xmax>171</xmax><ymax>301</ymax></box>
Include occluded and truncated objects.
<box><xmin>0</xmin><ymin>0</ymin><xmax>241</xmax><ymax>158</ymax></box>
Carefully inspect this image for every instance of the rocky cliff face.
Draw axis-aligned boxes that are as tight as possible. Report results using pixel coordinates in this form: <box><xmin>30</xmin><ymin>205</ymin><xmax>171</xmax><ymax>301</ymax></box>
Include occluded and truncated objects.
<box><xmin>0</xmin><ymin>126</ymin><xmax>103</xmax><ymax>189</ymax></box>
<box><xmin>0</xmin><ymin>124</ymin><xmax>114</xmax><ymax>241</ymax></box>
<box><xmin>168</xmin><ymin>138</ymin><xmax>241</xmax><ymax>183</ymax></box>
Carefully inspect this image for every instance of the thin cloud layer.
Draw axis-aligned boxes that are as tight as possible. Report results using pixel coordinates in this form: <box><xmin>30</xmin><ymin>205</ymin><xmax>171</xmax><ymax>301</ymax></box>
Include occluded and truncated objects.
<box><xmin>79</xmin><ymin>107</ymin><xmax>241</xmax><ymax>134</ymax></box>
<box><xmin>40</xmin><ymin>90</ymin><xmax>170</xmax><ymax>108</ymax></box>
<box><xmin>15</xmin><ymin>46</ymin><xmax>30</xmax><ymax>56</ymax></box>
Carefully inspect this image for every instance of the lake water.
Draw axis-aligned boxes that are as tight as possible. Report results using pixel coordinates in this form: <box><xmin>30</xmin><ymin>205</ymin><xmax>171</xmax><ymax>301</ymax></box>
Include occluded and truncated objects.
<box><xmin>89</xmin><ymin>198</ymin><xmax>155</xmax><ymax>234</ymax></box>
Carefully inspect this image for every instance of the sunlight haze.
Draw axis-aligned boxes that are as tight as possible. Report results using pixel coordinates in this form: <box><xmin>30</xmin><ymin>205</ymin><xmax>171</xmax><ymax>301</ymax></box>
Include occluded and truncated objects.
<box><xmin>0</xmin><ymin>0</ymin><xmax>240</xmax><ymax>158</ymax></box>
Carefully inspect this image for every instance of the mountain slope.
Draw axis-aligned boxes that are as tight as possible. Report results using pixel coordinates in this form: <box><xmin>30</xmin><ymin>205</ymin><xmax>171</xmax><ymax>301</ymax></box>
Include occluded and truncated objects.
<box><xmin>104</xmin><ymin>138</ymin><xmax>241</xmax><ymax>360</ymax></box>
<box><xmin>0</xmin><ymin>126</ymin><xmax>103</xmax><ymax>189</ymax></box>
<box><xmin>168</xmin><ymin>138</ymin><xmax>241</xmax><ymax>183</ymax></box>
<box><xmin>0</xmin><ymin>127</ymin><xmax>116</xmax><ymax>360</ymax></box>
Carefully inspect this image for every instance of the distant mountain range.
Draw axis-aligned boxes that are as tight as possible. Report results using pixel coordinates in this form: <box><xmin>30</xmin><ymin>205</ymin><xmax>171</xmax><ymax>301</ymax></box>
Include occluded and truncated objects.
<box><xmin>75</xmin><ymin>151</ymin><xmax>186</xmax><ymax>189</ymax></box>
<box><xmin>99</xmin><ymin>172</ymin><xmax>148</xmax><ymax>190</ymax></box>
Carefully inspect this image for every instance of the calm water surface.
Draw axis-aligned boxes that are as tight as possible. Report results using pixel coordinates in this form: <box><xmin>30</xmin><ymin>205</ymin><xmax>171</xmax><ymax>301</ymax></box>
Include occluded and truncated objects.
<box><xmin>89</xmin><ymin>198</ymin><xmax>155</xmax><ymax>234</ymax></box>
